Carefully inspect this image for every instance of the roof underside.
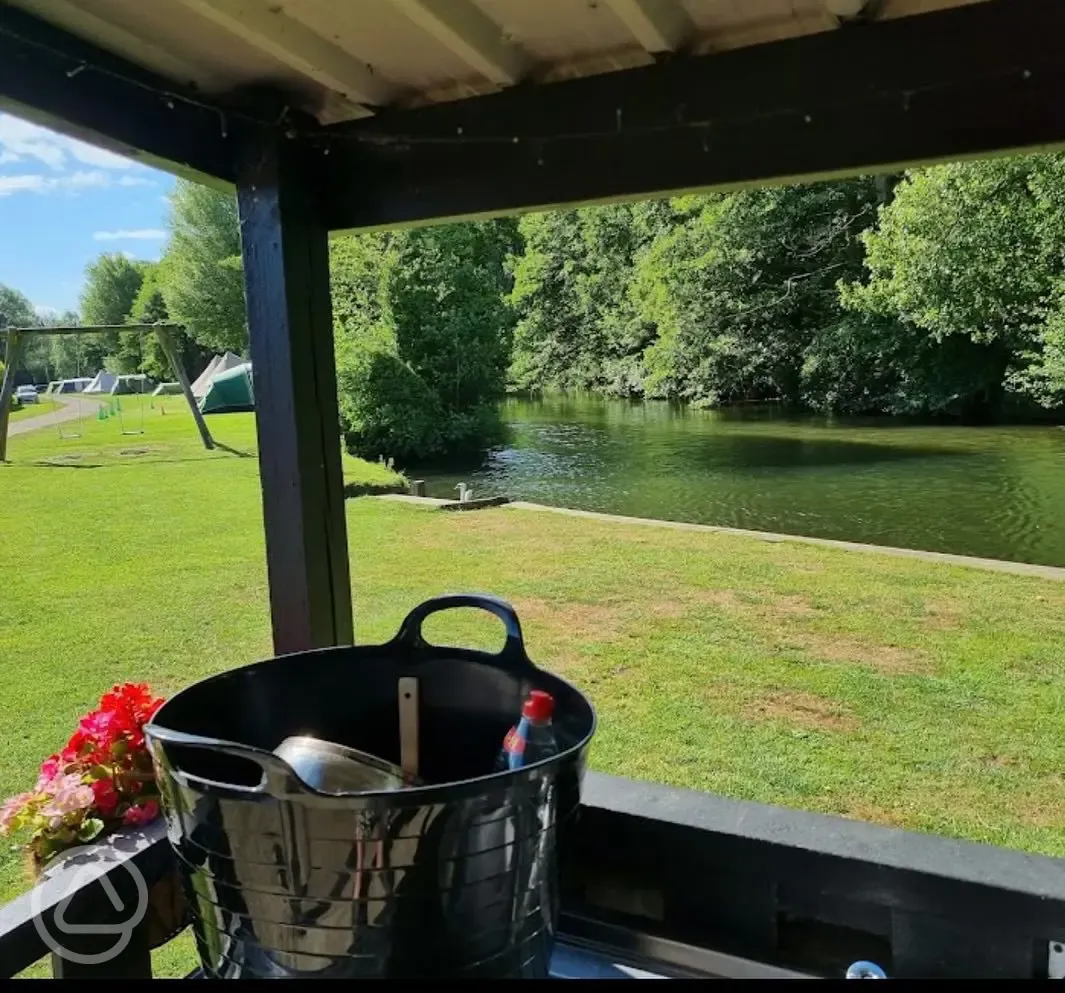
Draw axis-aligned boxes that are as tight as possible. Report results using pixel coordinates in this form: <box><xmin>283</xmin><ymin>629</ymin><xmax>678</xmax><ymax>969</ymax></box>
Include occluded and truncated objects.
<box><xmin>6</xmin><ymin>0</ymin><xmax>986</xmax><ymax>125</ymax></box>
<box><xmin>2</xmin><ymin>0</ymin><xmax>1061</xmax><ymax>233</ymax></box>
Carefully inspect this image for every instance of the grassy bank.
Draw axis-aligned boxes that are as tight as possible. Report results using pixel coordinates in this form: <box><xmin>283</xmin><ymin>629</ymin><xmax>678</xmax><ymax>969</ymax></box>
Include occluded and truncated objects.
<box><xmin>3</xmin><ymin>407</ymin><xmax>1065</xmax><ymax>972</ymax></box>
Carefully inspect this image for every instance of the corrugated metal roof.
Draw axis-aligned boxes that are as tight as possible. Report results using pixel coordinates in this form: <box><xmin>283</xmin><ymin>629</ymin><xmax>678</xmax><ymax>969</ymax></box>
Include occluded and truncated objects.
<box><xmin>6</xmin><ymin>0</ymin><xmax>989</xmax><ymax>124</ymax></box>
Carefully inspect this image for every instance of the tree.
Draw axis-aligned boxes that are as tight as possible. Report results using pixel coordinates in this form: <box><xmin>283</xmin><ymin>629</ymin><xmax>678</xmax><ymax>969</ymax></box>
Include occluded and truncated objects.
<box><xmin>508</xmin><ymin>201</ymin><xmax>673</xmax><ymax>395</ymax></box>
<box><xmin>161</xmin><ymin>180</ymin><xmax>246</xmax><ymax>352</ymax></box>
<box><xmin>78</xmin><ymin>253</ymin><xmax>145</xmax><ymax>374</ymax></box>
<box><xmin>0</xmin><ymin>284</ymin><xmax>36</xmax><ymax>329</ymax></box>
<box><xmin>331</xmin><ymin>220</ymin><xmax>519</xmax><ymax>462</ymax></box>
<box><xmin>123</xmin><ymin>262</ymin><xmax>209</xmax><ymax>383</ymax></box>
<box><xmin>842</xmin><ymin>153</ymin><xmax>1065</xmax><ymax>418</ymax></box>
<box><xmin>80</xmin><ymin>253</ymin><xmax>144</xmax><ymax>327</ymax></box>
<box><xmin>634</xmin><ymin>181</ymin><xmax>880</xmax><ymax>406</ymax></box>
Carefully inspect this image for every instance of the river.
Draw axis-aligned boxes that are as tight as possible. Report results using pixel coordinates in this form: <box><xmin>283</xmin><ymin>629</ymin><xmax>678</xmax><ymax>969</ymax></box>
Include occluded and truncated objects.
<box><xmin>415</xmin><ymin>393</ymin><xmax>1065</xmax><ymax>567</ymax></box>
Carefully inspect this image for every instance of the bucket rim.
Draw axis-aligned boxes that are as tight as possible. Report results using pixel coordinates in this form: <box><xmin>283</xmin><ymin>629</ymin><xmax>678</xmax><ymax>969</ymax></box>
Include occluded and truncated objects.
<box><xmin>146</xmin><ymin>642</ymin><xmax>596</xmax><ymax>805</ymax></box>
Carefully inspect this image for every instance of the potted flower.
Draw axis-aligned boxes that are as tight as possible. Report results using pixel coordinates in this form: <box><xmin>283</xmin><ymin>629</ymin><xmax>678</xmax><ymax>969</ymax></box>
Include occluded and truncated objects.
<box><xmin>0</xmin><ymin>682</ymin><xmax>186</xmax><ymax>945</ymax></box>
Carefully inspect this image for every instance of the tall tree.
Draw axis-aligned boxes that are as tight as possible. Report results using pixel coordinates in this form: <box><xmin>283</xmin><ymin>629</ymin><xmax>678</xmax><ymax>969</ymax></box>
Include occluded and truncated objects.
<box><xmin>79</xmin><ymin>253</ymin><xmax>145</xmax><ymax>374</ymax></box>
<box><xmin>0</xmin><ymin>285</ymin><xmax>40</xmax><ymax>386</ymax></box>
<box><xmin>126</xmin><ymin>262</ymin><xmax>208</xmax><ymax>382</ymax></box>
<box><xmin>635</xmin><ymin>182</ymin><xmax>880</xmax><ymax>405</ymax></box>
<box><xmin>161</xmin><ymin>180</ymin><xmax>246</xmax><ymax>353</ymax></box>
<box><xmin>508</xmin><ymin>201</ymin><xmax>673</xmax><ymax>395</ymax></box>
<box><xmin>80</xmin><ymin>253</ymin><xmax>144</xmax><ymax>326</ymax></box>
<box><xmin>0</xmin><ymin>284</ymin><xmax>36</xmax><ymax>329</ymax></box>
<box><xmin>843</xmin><ymin>153</ymin><xmax>1065</xmax><ymax>418</ymax></box>
<box><xmin>332</xmin><ymin>220</ymin><xmax>519</xmax><ymax>461</ymax></box>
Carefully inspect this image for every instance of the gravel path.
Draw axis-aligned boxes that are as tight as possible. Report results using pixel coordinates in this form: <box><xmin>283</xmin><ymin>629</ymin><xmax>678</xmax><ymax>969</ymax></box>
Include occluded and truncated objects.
<box><xmin>7</xmin><ymin>395</ymin><xmax>102</xmax><ymax>436</ymax></box>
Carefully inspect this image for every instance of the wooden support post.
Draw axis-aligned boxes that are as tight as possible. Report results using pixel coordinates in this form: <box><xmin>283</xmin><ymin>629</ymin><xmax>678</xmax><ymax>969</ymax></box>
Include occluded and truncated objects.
<box><xmin>155</xmin><ymin>327</ymin><xmax>214</xmax><ymax>451</ymax></box>
<box><xmin>0</xmin><ymin>330</ymin><xmax>24</xmax><ymax>463</ymax></box>
<box><xmin>236</xmin><ymin>135</ymin><xmax>354</xmax><ymax>653</ymax></box>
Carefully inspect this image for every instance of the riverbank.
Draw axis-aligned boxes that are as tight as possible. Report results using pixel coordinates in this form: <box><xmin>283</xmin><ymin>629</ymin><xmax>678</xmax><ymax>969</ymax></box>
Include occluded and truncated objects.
<box><xmin>382</xmin><ymin>492</ymin><xmax>1065</xmax><ymax>579</ymax></box>
<box><xmin>416</xmin><ymin>393</ymin><xmax>1065</xmax><ymax>567</ymax></box>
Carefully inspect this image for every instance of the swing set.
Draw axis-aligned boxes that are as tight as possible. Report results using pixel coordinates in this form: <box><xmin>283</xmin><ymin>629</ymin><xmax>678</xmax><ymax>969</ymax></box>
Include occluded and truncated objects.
<box><xmin>0</xmin><ymin>323</ymin><xmax>214</xmax><ymax>462</ymax></box>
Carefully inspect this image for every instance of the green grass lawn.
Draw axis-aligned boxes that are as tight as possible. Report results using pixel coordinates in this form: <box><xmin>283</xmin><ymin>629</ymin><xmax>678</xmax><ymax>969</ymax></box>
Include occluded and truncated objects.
<box><xmin>7</xmin><ymin>400</ymin><xmax>55</xmax><ymax>423</ymax></box>
<box><xmin>3</xmin><ymin>406</ymin><xmax>1065</xmax><ymax>974</ymax></box>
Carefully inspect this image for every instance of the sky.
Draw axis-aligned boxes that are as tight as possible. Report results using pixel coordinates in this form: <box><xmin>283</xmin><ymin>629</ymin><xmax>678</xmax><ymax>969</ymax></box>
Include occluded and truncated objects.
<box><xmin>0</xmin><ymin>112</ymin><xmax>174</xmax><ymax>315</ymax></box>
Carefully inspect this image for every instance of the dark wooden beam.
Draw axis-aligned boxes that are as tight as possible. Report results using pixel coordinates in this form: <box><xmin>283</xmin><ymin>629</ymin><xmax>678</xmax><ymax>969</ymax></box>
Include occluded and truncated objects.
<box><xmin>0</xmin><ymin>5</ymin><xmax>237</xmax><ymax>187</ymax></box>
<box><xmin>317</xmin><ymin>0</ymin><xmax>1065</xmax><ymax>231</ymax></box>
<box><xmin>236</xmin><ymin>134</ymin><xmax>354</xmax><ymax>654</ymax></box>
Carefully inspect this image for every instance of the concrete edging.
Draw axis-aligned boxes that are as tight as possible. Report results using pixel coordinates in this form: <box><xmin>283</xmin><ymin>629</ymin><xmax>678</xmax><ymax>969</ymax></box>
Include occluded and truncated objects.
<box><xmin>502</xmin><ymin>501</ymin><xmax>1065</xmax><ymax>581</ymax></box>
<box><xmin>374</xmin><ymin>493</ymin><xmax>1065</xmax><ymax>581</ymax></box>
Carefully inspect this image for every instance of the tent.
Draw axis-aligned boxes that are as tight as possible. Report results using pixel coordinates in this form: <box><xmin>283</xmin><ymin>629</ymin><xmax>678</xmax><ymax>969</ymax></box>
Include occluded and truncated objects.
<box><xmin>200</xmin><ymin>362</ymin><xmax>254</xmax><ymax>414</ymax></box>
<box><xmin>54</xmin><ymin>377</ymin><xmax>92</xmax><ymax>394</ymax></box>
<box><xmin>111</xmin><ymin>374</ymin><xmax>154</xmax><ymax>395</ymax></box>
<box><xmin>190</xmin><ymin>351</ymin><xmax>243</xmax><ymax>399</ymax></box>
<box><xmin>82</xmin><ymin>371</ymin><xmax>117</xmax><ymax>394</ymax></box>
<box><xmin>152</xmin><ymin>382</ymin><xmax>183</xmax><ymax>396</ymax></box>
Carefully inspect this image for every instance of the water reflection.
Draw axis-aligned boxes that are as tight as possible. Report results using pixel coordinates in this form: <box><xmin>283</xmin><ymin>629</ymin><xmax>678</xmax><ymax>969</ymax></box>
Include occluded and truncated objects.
<box><xmin>413</xmin><ymin>394</ymin><xmax>1065</xmax><ymax>567</ymax></box>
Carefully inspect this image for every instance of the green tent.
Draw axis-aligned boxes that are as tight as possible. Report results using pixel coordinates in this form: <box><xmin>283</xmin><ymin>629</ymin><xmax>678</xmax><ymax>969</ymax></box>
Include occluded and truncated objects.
<box><xmin>199</xmin><ymin>362</ymin><xmax>254</xmax><ymax>414</ymax></box>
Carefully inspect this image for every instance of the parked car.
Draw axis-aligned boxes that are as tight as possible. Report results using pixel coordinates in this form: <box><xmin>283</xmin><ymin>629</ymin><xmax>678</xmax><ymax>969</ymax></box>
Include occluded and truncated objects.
<box><xmin>15</xmin><ymin>385</ymin><xmax>39</xmax><ymax>404</ymax></box>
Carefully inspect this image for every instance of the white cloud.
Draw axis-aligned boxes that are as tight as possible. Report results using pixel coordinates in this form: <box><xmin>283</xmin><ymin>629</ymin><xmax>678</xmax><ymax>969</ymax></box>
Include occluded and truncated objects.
<box><xmin>0</xmin><ymin>113</ymin><xmax>154</xmax><ymax>175</ymax></box>
<box><xmin>0</xmin><ymin>115</ymin><xmax>69</xmax><ymax>169</ymax></box>
<box><xmin>93</xmin><ymin>228</ymin><xmax>166</xmax><ymax>242</ymax></box>
<box><xmin>118</xmin><ymin>175</ymin><xmax>153</xmax><ymax>187</ymax></box>
<box><xmin>66</xmin><ymin>171</ymin><xmax>110</xmax><ymax>190</ymax></box>
<box><xmin>0</xmin><ymin>174</ymin><xmax>47</xmax><ymax>196</ymax></box>
<box><xmin>0</xmin><ymin>169</ymin><xmax>152</xmax><ymax>198</ymax></box>
<box><xmin>68</xmin><ymin>143</ymin><xmax>135</xmax><ymax>170</ymax></box>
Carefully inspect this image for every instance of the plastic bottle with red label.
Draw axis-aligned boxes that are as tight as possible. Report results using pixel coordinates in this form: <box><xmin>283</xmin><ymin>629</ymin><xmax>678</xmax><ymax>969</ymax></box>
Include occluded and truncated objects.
<box><xmin>494</xmin><ymin>690</ymin><xmax>559</xmax><ymax>772</ymax></box>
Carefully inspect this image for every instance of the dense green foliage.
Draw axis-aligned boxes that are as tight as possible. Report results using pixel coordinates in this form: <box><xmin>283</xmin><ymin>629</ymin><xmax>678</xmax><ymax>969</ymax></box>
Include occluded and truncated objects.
<box><xmin>161</xmin><ymin>180</ymin><xmax>246</xmax><ymax>353</ymax></box>
<box><xmin>509</xmin><ymin>152</ymin><xmax>1065</xmax><ymax>420</ymax></box>
<box><xmin>332</xmin><ymin>220</ymin><xmax>518</xmax><ymax>461</ymax></box>
<box><xmin>0</xmin><ymin>285</ymin><xmax>81</xmax><ymax>383</ymax></box>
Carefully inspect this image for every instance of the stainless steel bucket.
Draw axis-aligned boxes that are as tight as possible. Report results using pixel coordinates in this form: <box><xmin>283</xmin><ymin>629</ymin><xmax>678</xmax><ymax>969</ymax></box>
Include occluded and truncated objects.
<box><xmin>146</xmin><ymin>594</ymin><xmax>596</xmax><ymax>978</ymax></box>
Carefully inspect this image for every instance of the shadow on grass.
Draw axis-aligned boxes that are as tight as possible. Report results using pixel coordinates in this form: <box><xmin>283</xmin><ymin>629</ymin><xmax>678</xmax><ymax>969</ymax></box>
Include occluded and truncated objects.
<box><xmin>211</xmin><ymin>442</ymin><xmax>255</xmax><ymax>459</ymax></box>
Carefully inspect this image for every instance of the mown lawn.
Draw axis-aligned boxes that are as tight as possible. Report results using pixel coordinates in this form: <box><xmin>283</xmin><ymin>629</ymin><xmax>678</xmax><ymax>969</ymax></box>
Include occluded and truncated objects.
<box><xmin>3</xmin><ymin>406</ymin><xmax>1065</xmax><ymax>974</ymax></box>
<box><xmin>6</xmin><ymin>401</ymin><xmax>56</xmax><ymax>423</ymax></box>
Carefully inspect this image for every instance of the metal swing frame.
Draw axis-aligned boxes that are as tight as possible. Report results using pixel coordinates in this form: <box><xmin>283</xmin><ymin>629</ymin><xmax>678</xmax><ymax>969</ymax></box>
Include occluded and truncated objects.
<box><xmin>0</xmin><ymin>322</ymin><xmax>214</xmax><ymax>461</ymax></box>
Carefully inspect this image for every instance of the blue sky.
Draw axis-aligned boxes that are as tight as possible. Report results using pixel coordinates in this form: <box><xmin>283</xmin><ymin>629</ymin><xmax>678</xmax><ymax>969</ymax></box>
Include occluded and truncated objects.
<box><xmin>0</xmin><ymin>112</ymin><xmax>174</xmax><ymax>315</ymax></box>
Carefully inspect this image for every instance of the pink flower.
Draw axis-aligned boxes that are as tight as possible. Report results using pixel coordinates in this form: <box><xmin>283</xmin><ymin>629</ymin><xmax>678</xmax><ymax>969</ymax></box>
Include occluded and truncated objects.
<box><xmin>79</xmin><ymin>710</ymin><xmax>118</xmax><ymax>744</ymax></box>
<box><xmin>0</xmin><ymin>792</ymin><xmax>33</xmax><ymax>832</ymax></box>
<box><xmin>39</xmin><ymin>755</ymin><xmax>60</xmax><ymax>781</ymax></box>
<box><xmin>122</xmin><ymin>800</ymin><xmax>159</xmax><ymax>827</ymax></box>
<box><xmin>41</xmin><ymin>774</ymin><xmax>93</xmax><ymax>817</ymax></box>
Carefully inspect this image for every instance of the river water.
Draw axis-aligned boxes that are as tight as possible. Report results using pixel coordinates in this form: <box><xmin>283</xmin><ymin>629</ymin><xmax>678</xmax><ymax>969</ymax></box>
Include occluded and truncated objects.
<box><xmin>416</xmin><ymin>393</ymin><xmax>1065</xmax><ymax>567</ymax></box>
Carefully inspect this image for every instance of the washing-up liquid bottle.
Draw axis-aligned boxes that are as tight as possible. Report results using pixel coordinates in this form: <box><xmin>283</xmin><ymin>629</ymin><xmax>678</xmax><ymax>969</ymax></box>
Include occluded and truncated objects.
<box><xmin>494</xmin><ymin>690</ymin><xmax>559</xmax><ymax>771</ymax></box>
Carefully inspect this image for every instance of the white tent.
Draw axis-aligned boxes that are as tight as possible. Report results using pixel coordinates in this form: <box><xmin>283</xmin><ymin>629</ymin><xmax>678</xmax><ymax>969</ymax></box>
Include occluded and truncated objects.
<box><xmin>111</xmin><ymin>374</ymin><xmax>153</xmax><ymax>395</ymax></box>
<box><xmin>54</xmin><ymin>377</ymin><xmax>93</xmax><ymax>394</ymax></box>
<box><xmin>83</xmin><ymin>371</ymin><xmax>117</xmax><ymax>394</ymax></box>
<box><xmin>152</xmin><ymin>382</ymin><xmax>183</xmax><ymax>396</ymax></box>
<box><xmin>190</xmin><ymin>351</ymin><xmax>243</xmax><ymax>399</ymax></box>
<box><xmin>189</xmin><ymin>355</ymin><xmax>220</xmax><ymax>398</ymax></box>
